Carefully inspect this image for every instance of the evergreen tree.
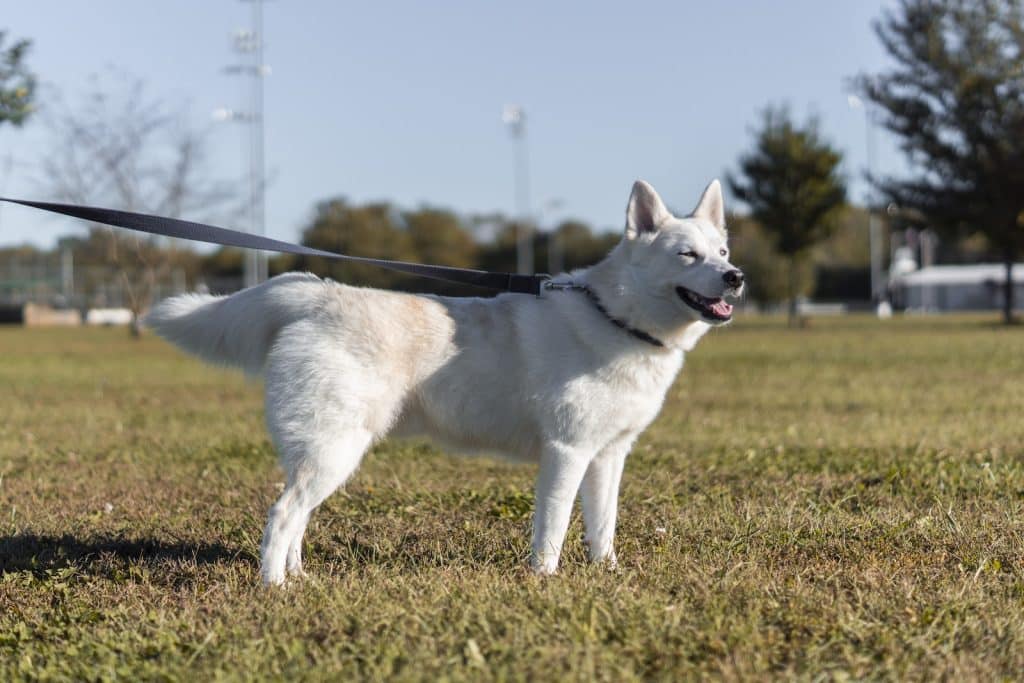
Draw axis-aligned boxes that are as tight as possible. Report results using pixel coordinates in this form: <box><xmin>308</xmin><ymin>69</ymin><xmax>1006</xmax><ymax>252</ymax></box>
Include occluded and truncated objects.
<box><xmin>856</xmin><ymin>0</ymin><xmax>1024</xmax><ymax>323</ymax></box>
<box><xmin>728</xmin><ymin>107</ymin><xmax>847</xmax><ymax>324</ymax></box>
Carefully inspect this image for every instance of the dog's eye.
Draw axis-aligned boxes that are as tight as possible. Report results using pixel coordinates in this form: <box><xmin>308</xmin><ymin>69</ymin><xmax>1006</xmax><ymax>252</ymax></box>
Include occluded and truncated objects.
<box><xmin>719</xmin><ymin>248</ymin><xmax>728</xmax><ymax>257</ymax></box>
<box><xmin>679</xmin><ymin>250</ymin><xmax>700</xmax><ymax>260</ymax></box>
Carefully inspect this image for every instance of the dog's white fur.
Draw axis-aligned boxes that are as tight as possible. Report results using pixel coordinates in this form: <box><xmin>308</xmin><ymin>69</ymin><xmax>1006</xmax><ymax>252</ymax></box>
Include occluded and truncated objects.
<box><xmin>147</xmin><ymin>180</ymin><xmax>743</xmax><ymax>585</ymax></box>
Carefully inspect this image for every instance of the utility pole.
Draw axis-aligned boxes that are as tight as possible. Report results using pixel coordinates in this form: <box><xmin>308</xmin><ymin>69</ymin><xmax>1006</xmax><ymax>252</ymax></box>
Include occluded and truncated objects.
<box><xmin>217</xmin><ymin>0</ymin><xmax>269</xmax><ymax>288</ymax></box>
<box><xmin>502</xmin><ymin>105</ymin><xmax>532</xmax><ymax>274</ymax></box>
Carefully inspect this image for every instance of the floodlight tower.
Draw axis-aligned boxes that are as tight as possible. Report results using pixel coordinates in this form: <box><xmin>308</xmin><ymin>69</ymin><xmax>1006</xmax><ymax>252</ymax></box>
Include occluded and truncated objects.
<box><xmin>503</xmin><ymin>105</ymin><xmax>532</xmax><ymax>274</ymax></box>
<box><xmin>219</xmin><ymin>0</ymin><xmax>270</xmax><ymax>288</ymax></box>
<box><xmin>848</xmin><ymin>94</ymin><xmax>884</xmax><ymax>307</ymax></box>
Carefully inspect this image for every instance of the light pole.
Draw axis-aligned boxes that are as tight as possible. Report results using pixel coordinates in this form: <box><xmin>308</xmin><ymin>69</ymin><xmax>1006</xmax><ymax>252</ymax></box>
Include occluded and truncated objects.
<box><xmin>217</xmin><ymin>0</ymin><xmax>269</xmax><ymax>289</ymax></box>
<box><xmin>502</xmin><ymin>105</ymin><xmax>532</xmax><ymax>274</ymax></box>
<box><xmin>539</xmin><ymin>198</ymin><xmax>565</xmax><ymax>275</ymax></box>
<box><xmin>848</xmin><ymin>94</ymin><xmax>884</xmax><ymax>307</ymax></box>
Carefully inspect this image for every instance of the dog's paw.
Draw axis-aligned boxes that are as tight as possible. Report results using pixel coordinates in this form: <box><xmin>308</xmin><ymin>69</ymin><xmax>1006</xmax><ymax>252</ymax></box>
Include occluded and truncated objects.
<box><xmin>261</xmin><ymin>570</ymin><xmax>288</xmax><ymax>587</ymax></box>
<box><xmin>529</xmin><ymin>554</ymin><xmax>560</xmax><ymax>576</ymax></box>
<box><xmin>588</xmin><ymin>550</ymin><xmax>618</xmax><ymax>571</ymax></box>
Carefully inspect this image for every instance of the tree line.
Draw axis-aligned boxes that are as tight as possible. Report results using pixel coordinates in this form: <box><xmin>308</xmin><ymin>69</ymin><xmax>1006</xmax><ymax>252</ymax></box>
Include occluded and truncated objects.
<box><xmin>0</xmin><ymin>194</ymin><xmax>901</xmax><ymax>310</ymax></box>
<box><xmin>202</xmin><ymin>202</ymin><xmax>619</xmax><ymax>297</ymax></box>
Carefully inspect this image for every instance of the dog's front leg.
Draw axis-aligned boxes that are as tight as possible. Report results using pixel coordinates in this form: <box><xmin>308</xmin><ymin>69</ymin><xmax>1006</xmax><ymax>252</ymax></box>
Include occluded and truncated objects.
<box><xmin>531</xmin><ymin>444</ymin><xmax>591</xmax><ymax>575</ymax></box>
<box><xmin>580</xmin><ymin>437</ymin><xmax>632</xmax><ymax>567</ymax></box>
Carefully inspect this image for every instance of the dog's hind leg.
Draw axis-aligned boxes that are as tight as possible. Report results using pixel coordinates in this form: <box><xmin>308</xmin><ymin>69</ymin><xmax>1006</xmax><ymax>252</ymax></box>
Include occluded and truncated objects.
<box><xmin>260</xmin><ymin>428</ymin><xmax>373</xmax><ymax>586</ymax></box>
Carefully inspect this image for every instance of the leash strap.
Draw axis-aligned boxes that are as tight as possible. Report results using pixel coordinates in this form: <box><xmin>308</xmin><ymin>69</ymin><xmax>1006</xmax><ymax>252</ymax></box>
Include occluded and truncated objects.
<box><xmin>0</xmin><ymin>198</ymin><xmax>548</xmax><ymax>296</ymax></box>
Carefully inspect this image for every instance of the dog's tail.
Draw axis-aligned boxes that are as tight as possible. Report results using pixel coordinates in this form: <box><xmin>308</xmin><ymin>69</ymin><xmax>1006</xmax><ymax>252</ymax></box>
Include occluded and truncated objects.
<box><xmin>145</xmin><ymin>271</ymin><xmax>326</xmax><ymax>375</ymax></box>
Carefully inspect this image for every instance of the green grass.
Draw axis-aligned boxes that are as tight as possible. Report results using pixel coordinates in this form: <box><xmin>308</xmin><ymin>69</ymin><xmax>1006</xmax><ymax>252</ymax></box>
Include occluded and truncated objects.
<box><xmin>1</xmin><ymin>316</ymin><xmax>1023</xmax><ymax>681</ymax></box>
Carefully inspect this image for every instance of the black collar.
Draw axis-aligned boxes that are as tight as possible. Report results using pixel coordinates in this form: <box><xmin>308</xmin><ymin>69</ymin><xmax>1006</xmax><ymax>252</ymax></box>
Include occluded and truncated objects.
<box><xmin>579</xmin><ymin>285</ymin><xmax>665</xmax><ymax>348</ymax></box>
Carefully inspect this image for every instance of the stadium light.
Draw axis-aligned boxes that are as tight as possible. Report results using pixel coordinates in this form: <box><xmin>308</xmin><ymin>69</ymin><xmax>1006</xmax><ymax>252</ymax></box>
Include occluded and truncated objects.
<box><xmin>214</xmin><ymin>0</ymin><xmax>270</xmax><ymax>290</ymax></box>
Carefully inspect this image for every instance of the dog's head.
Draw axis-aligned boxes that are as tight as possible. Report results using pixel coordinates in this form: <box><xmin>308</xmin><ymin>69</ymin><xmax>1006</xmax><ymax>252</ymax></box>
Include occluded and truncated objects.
<box><xmin>619</xmin><ymin>179</ymin><xmax>744</xmax><ymax>327</ymax></box>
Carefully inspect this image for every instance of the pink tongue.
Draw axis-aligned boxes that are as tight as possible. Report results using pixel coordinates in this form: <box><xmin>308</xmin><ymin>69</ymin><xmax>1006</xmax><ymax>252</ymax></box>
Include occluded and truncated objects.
<box><xmin>710</xmin><ymin>300</ymin><xmax>733</xmax><ymax>317</ymax></box>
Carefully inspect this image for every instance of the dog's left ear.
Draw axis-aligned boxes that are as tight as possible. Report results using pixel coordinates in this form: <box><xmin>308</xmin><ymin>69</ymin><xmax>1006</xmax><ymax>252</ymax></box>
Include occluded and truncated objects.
<box><xmin>692</xmin><ymin>179</ymin><xmax>726</xmax><ymax>236</ymax></box>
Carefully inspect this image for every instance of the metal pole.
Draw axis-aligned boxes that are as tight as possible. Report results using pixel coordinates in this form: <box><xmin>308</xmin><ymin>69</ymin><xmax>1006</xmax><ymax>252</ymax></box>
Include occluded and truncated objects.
<box><xmin>540</xmin><ymin>198</ymin><xmax>565</xmax><ymax>275</ymax></box>
<box><xmin>60</xmin><ymin>242</ymin><xmax>74</xmax><ymax>304</ymax></box>
<box><xmin>252</xmin><ymin>0</ymin><xmax>267</xmax><ymax>284</ymax></box>
<box><xmin>503</xmin><ymin>105</ymin><xmax>532</xmax><ymax>275</ymax></box>
<box><xmin>516</xmin><ymin>129</ymin><xmax>532</xmax><ymax>275</ymax></box>
<box><xmin>865</xmin><ymin>109</ymin><xmax>883</xmax><ymax>305</ymax></box>
<box><xmin>548</xmin><ymin>226</ymin><xmax>562</xmax><ymax>275</ymax></box>
<box><xmin>849</xmin><ymin>95</ymin><xmax>884</xmax><ymax>306</ymax></box>
<box><xmin>920</xmin><ymin>229</ymin><xmax>937</xmax><ymax>312</ymax></box>
<box><xmin>224</xmin><ymin>0</ymin><xmax>269</xmax><ymax>289</ymax></box>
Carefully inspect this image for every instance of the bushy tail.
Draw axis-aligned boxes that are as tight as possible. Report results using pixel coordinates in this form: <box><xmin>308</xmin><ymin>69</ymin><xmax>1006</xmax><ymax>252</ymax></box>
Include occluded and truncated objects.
<box><xmin>145</xmin><ymin>272</ymin><xmax>326</xmax><ymax>374</ymax></box>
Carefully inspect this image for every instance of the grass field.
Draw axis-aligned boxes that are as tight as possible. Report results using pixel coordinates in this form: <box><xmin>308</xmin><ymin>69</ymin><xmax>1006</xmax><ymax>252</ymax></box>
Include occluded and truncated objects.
<box><xmin>1</xmin><ymin>315</ymin><xmax>1023</xmax><ymax>680</ymax></box>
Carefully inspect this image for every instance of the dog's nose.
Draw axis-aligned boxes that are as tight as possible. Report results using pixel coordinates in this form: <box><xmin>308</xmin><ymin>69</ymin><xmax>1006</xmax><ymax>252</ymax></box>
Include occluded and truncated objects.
<box><xmin>723</xmin><ymin>269</ymin><xmax>744</xmax><ymax>288</ymax></box>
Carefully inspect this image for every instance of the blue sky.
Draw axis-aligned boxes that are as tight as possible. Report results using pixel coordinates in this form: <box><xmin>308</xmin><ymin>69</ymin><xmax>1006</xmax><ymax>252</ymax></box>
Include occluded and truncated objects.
<box><xmin>1</xmin><ymin>0</ymin><xmax>903</xmax><ymax>248</ymax></box>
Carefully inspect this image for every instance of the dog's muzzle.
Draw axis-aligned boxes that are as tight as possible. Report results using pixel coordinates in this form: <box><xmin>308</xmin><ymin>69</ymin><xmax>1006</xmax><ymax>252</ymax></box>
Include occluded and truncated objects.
<box><xmin>676</xmin><ymin>286</ymin><xmax>734</xmax><ymax>322</ymax></box>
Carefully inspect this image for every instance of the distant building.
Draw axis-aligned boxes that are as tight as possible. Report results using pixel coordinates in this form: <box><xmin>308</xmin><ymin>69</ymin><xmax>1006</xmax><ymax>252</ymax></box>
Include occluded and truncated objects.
<box><xmin>0</xmin><ymin>302</ymin><xmax>82</xmax><ymax>326</ymax></box>
<box><xmin>890</xmin><ymin>263</ymin><xmax>1024</xmax><ymax>312</ymax></box>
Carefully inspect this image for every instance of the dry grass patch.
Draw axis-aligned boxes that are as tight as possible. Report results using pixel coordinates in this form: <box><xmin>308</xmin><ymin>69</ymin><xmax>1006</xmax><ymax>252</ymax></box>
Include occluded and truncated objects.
<box><xmin>1</xmin><ymin>317</ymin><xmax>1023</xmax><ymax>680</ymax></box>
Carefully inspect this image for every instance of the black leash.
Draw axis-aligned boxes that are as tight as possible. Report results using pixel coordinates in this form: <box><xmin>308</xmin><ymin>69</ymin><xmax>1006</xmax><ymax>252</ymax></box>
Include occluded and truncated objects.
<box><xmin>0</xmin><ymin>198</ymin><xmax>548</xmax><ymax>296</ymax></box>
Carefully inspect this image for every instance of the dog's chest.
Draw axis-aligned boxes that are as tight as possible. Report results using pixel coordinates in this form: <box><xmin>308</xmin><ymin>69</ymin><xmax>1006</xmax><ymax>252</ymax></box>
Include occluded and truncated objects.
<box><xmin>550</xmin><ymin>350</ymin><xmax>683</xmax><ymax>444</ymax></box>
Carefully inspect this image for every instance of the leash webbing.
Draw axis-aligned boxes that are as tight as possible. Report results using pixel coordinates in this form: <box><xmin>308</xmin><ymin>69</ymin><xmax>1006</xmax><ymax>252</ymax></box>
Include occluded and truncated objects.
<box><xmin>0</xmin><ymin>198</ymin><xmax>548</xmax><ymax>296</ymax></box>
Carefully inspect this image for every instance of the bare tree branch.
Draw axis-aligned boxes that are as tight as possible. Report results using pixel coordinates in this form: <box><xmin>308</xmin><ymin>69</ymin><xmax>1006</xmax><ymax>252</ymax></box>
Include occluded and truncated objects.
<box><xmin>41</xmin><ymin>74</ymin><xmax>244</xmax><ymax>335</ymax></box>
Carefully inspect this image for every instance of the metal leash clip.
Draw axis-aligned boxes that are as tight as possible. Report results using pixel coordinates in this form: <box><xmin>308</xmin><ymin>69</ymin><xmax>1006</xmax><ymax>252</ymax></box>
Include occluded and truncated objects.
<box><xmin>539</xmin><ymin>276</ymin><xmax>586</xmax><ymax>297</ymax></box>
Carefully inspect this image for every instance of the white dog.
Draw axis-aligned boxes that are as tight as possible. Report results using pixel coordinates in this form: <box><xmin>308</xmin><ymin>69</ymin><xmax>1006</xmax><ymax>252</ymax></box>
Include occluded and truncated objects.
<box><xmin>147</xmin><ymin>179</ymin><xmax>744</xmax><ymax>585</ymax></box>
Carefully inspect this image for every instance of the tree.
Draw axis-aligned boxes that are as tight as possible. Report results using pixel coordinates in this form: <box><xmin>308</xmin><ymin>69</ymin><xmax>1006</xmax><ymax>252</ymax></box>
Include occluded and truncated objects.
<box><xmin>810</xmin><ymin>205</ymin><xmax>875</xmax><ymax>303</ymax></box>
<box><xmin>856</xmin><ymin>0</ymin><xmax>1024</xmax><ymax>324</ymax></box>
<box><xmin>58</xmin><ymin>228</ymin><xmax>201</xmax><ymax>309</ymax></box>
<box><xmin>726</xmin><ymin>213</ymin><xmax>813</xmax><ymax>307</ymax></box>
<box><xmin>0</xmin><ymin>31</ymin><xmax>35</xmax><ymax>127</ymax></box>
<box><xmin>546</xmin><ymin>220</ymin><xmax>619</xmax><ymax>273</ymax></box>
<box><xmin>42</xmin><ymin>76</ymin><xmax>241</xmax><ymax>334</ymax></box>
<box><xmin>403</xmin><ymin>207</ymin><xmax>478</xmax><ymax>270</ymax></box>
<box><xmin>296</xmin><ymin>199</ymin><xmax>419</xmax><ymax>289</ymax></box>
<box><xmin>728</xmin><ymin>107</ymin><xmax>848</xmax><ymax>325</ymax></box>
<box><xmin>473</xmin><ymin>214</ymin><xmax>616</xmax><ymax>280</ymax></box>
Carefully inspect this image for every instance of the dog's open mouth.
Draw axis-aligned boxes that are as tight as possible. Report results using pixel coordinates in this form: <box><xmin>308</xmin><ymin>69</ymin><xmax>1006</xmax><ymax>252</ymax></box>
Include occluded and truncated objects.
<box><xmin>675</xmin><ymin>286</ymin><xmax>733</xmax><ymax>322</ymax></box>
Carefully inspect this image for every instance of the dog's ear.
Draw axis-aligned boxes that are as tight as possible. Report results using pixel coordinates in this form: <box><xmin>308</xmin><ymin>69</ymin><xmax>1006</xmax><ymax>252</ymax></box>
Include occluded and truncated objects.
<box><xmin>692</xmin><ymin>179</ymin><xmax>726</xmax><ymax>236</ymax></box>
<box><xmin>625</xmin><ymin>180</ymin><xmax>671</xmax><ymax>240</ymax></box>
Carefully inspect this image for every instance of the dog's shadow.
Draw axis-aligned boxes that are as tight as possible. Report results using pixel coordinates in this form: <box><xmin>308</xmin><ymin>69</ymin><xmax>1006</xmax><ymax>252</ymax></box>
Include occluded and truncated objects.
<box><xmin>0</xmin><ymin>532</ymin><xmax>252</xmax><ymax>580</ymax></box>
